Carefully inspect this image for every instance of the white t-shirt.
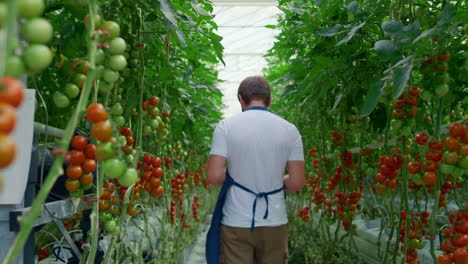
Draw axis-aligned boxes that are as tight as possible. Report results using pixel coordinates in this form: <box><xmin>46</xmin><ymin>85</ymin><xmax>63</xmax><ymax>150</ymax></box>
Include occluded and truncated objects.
<box><xmin>210</xmin><ymin>108</ymin><xmax>304</xmax><ymax>228</ymax></box>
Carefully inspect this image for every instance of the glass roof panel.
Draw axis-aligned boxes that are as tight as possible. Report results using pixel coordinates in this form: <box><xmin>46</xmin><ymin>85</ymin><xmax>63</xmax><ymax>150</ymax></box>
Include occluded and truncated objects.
<box><xmin>213</xmin><ymin>3</ymin><xmax>281</xmax><ymax>118</ymax></box>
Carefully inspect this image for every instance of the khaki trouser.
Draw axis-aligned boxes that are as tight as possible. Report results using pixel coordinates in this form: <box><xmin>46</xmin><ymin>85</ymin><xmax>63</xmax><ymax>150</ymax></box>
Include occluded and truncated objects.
<box><xmin>219</xmin><ymin>224</ymin><xmax>288</xmax><ymax>264</ymax></box>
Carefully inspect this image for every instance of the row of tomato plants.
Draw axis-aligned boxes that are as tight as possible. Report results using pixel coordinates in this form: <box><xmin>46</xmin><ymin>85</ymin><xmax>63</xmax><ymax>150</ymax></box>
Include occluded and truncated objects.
<box><xmin>266</xmin><ymin>0</ymin><xmax>466</xmax><ymax>263</ymax></box>
<box><xmin>0</xmin><ymin>0</ymin><xmax>223</xmax><ymax>263</ymax></box>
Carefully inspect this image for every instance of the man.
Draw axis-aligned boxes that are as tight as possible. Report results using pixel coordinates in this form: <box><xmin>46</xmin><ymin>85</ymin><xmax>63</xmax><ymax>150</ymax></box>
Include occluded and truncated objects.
<box><xmin>205</xmin><ymin>76</ymin><xmax>305</xmax><ymax>264</ymax></box>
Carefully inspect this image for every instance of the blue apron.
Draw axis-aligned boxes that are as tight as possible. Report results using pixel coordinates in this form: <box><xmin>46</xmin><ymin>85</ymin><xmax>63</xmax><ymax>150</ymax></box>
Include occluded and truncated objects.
<box><xmin>205</xmin><ymin>106</ymin><xmax>286</xmax><ymax>264</ymax></box>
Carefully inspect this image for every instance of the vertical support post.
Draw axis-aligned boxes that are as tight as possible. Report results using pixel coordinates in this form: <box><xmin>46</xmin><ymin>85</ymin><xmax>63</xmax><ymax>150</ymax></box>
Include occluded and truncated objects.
<box><xmin>23</xmin><ymin>134</ymin><xmax>38</xmax><ymax>264</ymax></box>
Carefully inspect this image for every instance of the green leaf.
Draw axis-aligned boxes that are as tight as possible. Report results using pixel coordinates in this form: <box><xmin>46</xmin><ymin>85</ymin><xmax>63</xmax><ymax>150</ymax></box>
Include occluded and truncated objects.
<box><xmin>381</xmin><ymin>20</ymin><xmax>404</xmax><ymax>35</ymax></box>
<box><xmin>331</xmin><ymin>92</ymin><xmax>343</xmax><ymax>112</ymax></box>
<box><xmin>412</xmin><ymin>28</ymin><xmax>436</xmax><ymax>43</ymax></box>
<box><xmin>437</xmin><ymin>4</ymin><xmax>456</xmax><ymax>26</ymax></box>
<box><xmin>159</xmin><ymin>0</ymin><xmax>178</xmax><ymax>26</ymax></box>
<box><xmin>336</xmin><ymin>22</ymin><xmax>366</xmax><ymax>46</ymax></box>
<box><xmin>265</xmin><ymin>25</ymin><xmax>277</xmax><ymax>29</ymax></box>
<box><xmin>345</xmin><ymin>1</ymin><xmax>359</xmax><ymax>15</ymax></box>
<box><xmin>316</xmin><ymin>24</ymin><xmax>345</xmax><ymax>36</ymax></box>
<box><xmin>392</xmin><ymin>56</ymin><xmax>414</xmax><ymax>100</ymax></box>
<box><xmin>360</xmin><ymin>80</ymin><xmax>386</xmax><ymax>117</ymax></box>
<box><xmin>374</xmin><ymin>40</ymin><xmax>401</xmax><ymax>62</ymax></box>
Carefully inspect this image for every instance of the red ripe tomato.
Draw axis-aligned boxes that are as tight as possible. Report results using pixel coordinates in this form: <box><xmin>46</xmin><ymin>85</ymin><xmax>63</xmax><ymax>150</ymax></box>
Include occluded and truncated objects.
<box><xmin>64</xmin><ymin>179</ymin><xmax>80</xmax><ymax>192</ymax></box>
<box><xmin>92</xmin><ymin>120</ymin><xmax>112</xmax><ymax>142</ymax></box>
<box><xmin>407</xmin><ymin>161</ymin><xmax>421</xmax><ymax>174</ymax></box>
<box><xmin>151</xmin><ymin>157</ymin><xmax>162</xmax><ymax>167</ymax></box>
<box><xmin>405</xmin><ymin>96</ymin><xmax>418</xmax><ymax>106</ymax></box>
<box><xmin>99</xmin><ymin>200</ymin><xmax>111</xmax><ymax>211</ymax></box>
<box><xmin>0</xmin><ymin>76</ymin><xmax>25</xmax><ymax>108</ymax></box>
<box><xmin>438</xmin><ymin>254</ymin><xmax>453</xmax><ymax>264</ymax></box>
<box><xmin>150</xmin><ymin>177</ymin><xmax>161</xmax><ymax>188</ymax></box>
<box><xmin>450</xmin><ymin>123</ymin><xmax>465</xmax><ymax>138</ymax></box>
<box><xmin>406</xmin><ymin>105</ymin><xmax>418</xmax><ymax>117</ymax></box>
<box><xmin>142</xmin><ymin>101</ymin><xmax>149</xmax><ymax>110</ymax></box>
<box><xmin>0</xmin><ymin>103</ymin><xmax>17</xmax><ymax>134</ymax></box>
<box><xmin>423</xmin><ymin>171</ymin><xmax>437</xmax><ymax>186</ymax></box>
<box><xmin>454</xmin><ymin>221</ymin><xmax>468</xmax><ymax>234</ymax></box>
<box><xmin>66</xmin><ymin>165</ymin><xmax>83</xmax><ymax>180</ymax></box>
<box><xmin>423</xmin><ymin>160</ymin><xmax>438</xmax><ymax>171</ymax></box>
<box><xmin>460</xmin><ymin>144</ymin><xmax>468</xmax><ymax>157</ymax></box>
<box><xmin>415</xmin><ymin>133</ymin><xmax>429</xmax><ymax>145</ymax></box>
<box><xmin>149</xmin><ymin>96</ymin><xmax>160</xmax><ymax>106</ymax></box>
<box><xmin>451</xmin><ymin>234</ymin><xmax>468</xmax><ymax>248</ymax></box>
<box><xmin>444</xmin><ymin>136</ymin><xmax>461</xmax><ymax>151</ymax></box>
<box><xmin>84</xmin><ymin>144</ymin><xmax>96</xmax><ymax>159</ymax></box>
<box><xmin>408</xmin><ymin>86</ymin><xmax>421</xmax><ymax>97</ymax></box>
<box><xmin>86</xmin><ymin>103</ymin><xmax>108</xmax><ymax>124</ymax></box>
<box><xmin>162</xmin><ymin>111</ymin><xmax>170</xmax><ymax>118</ymax></box>
<box><xmin>393</xmin><ymin>100</ymin><xmax>405</xmax><ymax>109</ymax></box>
<box><xmin>426</xmin><ymin>150</ymin><xmax>443</xmax><ymax>162</ymax></box>
<box><xmin>385</xmin><ymin>178</ymin><xmax>397</xmax><ymax>189</ymax></box>
<box><xmin>429</xmin><ymin>139</ymin><xmax>443</xmax><ymax>151</ymax></box>
<box><xmin>119</xmin><ymin>127</ymin><xmax>132</xmax><ymax>136</ymax></box>
<box><xmin>153</xmin><ymin>167</ymin><xmax>163</xmax><ymax>178</ymax></box>
<box><xmin>126</xmin><ymin>205</ymin><xmax>138</xmax><ymax>216</ymax></box>
<box><xmin>69</xmin><ymin>150</ymin><xmax>85</xmax><ymax>165</ymax></box>
<box><xmin>143</xmin><ymin>154</ymin><xmax>152</xmax><ymax>164</ymax></box>
<box><xmin>453</xmin><ymin>247</ymin><xmax>468</xmax><ymax>264</ymax></box>
<box><xmin>440</xmin><ymin>241</ymin><xmax>451</xmax><ymax>251</ymax></box>
<box><xmin>0</xmin><ymin>134</ymin><xmax>16</xmax><ymax>168</ymax></box>
<box><xmin>82</xmin><ymin>159</ymin><xmax>97</xmax><ymax>173</ymax></box>
<box><xmin>79</xmin><ymin>173</ymin><xmax>94</xmax><ymax>185</ymax></box>
<box><xmin>71</xmin><ymin>135</ymin><xmax>88</xmax><ymax>150</ymax></box>
<box><xmin>374</xmin><ymin>173</ymin><xmax>386</xmax><ymax>183</ymax></box>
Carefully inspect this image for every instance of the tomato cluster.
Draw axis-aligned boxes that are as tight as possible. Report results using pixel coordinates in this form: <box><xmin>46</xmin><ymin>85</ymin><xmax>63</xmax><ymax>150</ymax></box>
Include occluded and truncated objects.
<box><xmin>333</xmin><ymin>191</ymin><xmax>361</xmax><ymax>231</ymax></box>
<box><xmin>331</xmin><ymin>130</ymin><xmax>343</xmax><ymax>145</ymax></box>
<box><xmin>374</xmin><ymin>155</ymin><xmax>403</xmax><ymax>193</ymax></box>
<box><xmin>0</xmin><ymin>77</ymin><xmax>25</xmax><ymax>175</ymax></box>
<box><xmin>141</xmin><ymin>95</ymin><xmax>170</xmax><ymax>137</ymax></box>
<box><xmin>399</xmin><ymin>210</ymin><xmax>429</xmax><ymax>264</ymax></box>
<box><xmin>119</xmin><ymin>126</ymin><xmax>136</xmax><ymax>155</ymax></box>
<box><xmin>438</xmin><ymin>208</ymin><xmax>468</xmax><ymax>264</ymax></box>
<box><xmin>297</xmin><ymin>206</ymin><xmax>311</xmax><ymax>222</ymax></box>
<box><xmin>171</xmin><ymin>173</ymin><xmax>187</xmax><ymax>201</ymax></box>
<box><xmin>441</xmin><ymin>123</ymin><xmax>467</xmax><ymax>177</ymax></box>
<box><xmin>327</xmin><ymin>166</ymin><xmax>342</xmax><ymax>192</ymax></box>
<box><xmin>420</xmin><ymin>50</ymin><xmax>451</xmax><ymax>100</ymax></box>
<box><xmin>4</xmin><ymin>0</ymin><xmax>53</xmax><ymax>77</ymax></box>
<box><xmin>139</xmin><ymin>154</ymin><xmax>164</xmax><ymax>198</ymax></box>
<box><xmin>192</xmin><ymin>195</ymin><xmax>201</xmax><ymax>222</ymax></box>
<box><xmin>64</xmin><ymin>135</ymin><xmax>96</xmax><ymax>195</ymax></box>
<box><xmin>390</xmin><ymin>86</ymin><xmax>421</xmax><ymax>137</ymax></box>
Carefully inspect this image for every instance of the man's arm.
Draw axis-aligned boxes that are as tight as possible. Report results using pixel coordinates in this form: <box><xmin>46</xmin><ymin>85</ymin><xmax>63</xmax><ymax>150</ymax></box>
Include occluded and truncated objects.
<box><xmin>206</xmin><ymin>155</ymin><xmax>227</xmax><ymax>185</ymax></box>
<box><xmin>283</xmin><ymin>160</ymin><xmax>305</xmax><ymax>191</ymax></box>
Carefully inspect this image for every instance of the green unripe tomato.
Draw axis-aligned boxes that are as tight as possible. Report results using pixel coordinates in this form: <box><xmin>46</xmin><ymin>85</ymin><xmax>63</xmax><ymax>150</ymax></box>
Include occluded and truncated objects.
<box><xmin>143</xmin><ymin>125</ymin><xmax>152</xmax><ymax>136</ymax></box>
<box><xmin>5</xmin><ymin>56</ymin><xmax>25</xmax><ymax>76</ymax></box>
<box><xmin>111</xmin><ymin>103</ymin><xmax>123</xmax><ymax>115</ymax></box>
<box><xmin>109</xmin><ymin>37</ymin><xmax>126</xmax><ymax>55</ymax></box>
<box><xmin>18</xmin><ymin>0</ymin><xmax>44</xmax><ymax>18</ymax></box>
<box><xmin>23</xmin><ymin>44</ymin><xmax>52</xmax><ymax>72</ymax></box>
<box><xmin>111</xmin><ymin>225</ymin><xmax>120</xmax><ymax>236</ymax></box>
<box><xmin>104</xmin><ymin>220</ymin><xmax>117</xmax><ymax>232</ymax></box>
<box><xmin>109</xmin><ymin>55</ymin><xmax>127</xmax><ymax>71</ymax></box>
<box><xmin>95</xmin><ymin>49</ymin><xmax>105</xmax><ymax>65</ymax></box>
<box><xmin>113</xmin><ymin>115</ymin><xmax>125</xmax><ymax>126</ymax></box>
<box><xmin>117</xmin><ymin>168</ymin><xmax>138</xmax><ymax>187</ymax></box>
<box><xmin>103</xmin><ymin>158</ymin><xmax>126</xmax><ymax>179</ymax></box>
<box><xmin>101</xmin><ymin>21</ymin><xmax>120</xmax><ymax>38</ymax></box>
<box><xmin>434</xmin><ymin>84</ymin><xmax>449</xmax><ymax>97</ymax></box>
<box><xmin>53</xmin><ymin>91</ymin><xmax>70</xmax><ymax>108</ymax></box>
<box><xmin>116</xmin><ymin>135</ymin><xmax>127</xmax><ymax>146</ymax></box>
<box><xmin>390</xmin><ymin>119</ymin><xmax>402</xmax><ymax>130</ymax></box>
<box><xmin>64</xmin><ymin>83</ymin><xmax>80</xmax><ymax>99</ymax></box>
<box><xmin>22</xmin><ymin>18</ymin><xmax>53</xmax><ymax>44</ymax></box>
<box><xmin>125</xmin><ymin>154</ymin><xmax>134</xmax><ymax>164</ymax></box>
<box><xmin>103</xmin><ymin>69</ymin><xmax>119</xmax><ymax>83</ymax></box>
<box><xmin>149</xmin><ymin>119</ymin><xmax>159</xmax><ymax>129</ymax></box>
<box><xmin>99</xmin><ymin>81</ymin><xmax>114</xmax><ymax>94</ymax></box>
<box><xmin>96</xmin><ymin>142</ymin><xmax>115</xmax><ymax>161</ymax></box>
<box><xmin>420</xmin><ymin>89</ymin><xmax>433</xmax><ymax>101</ymax></box>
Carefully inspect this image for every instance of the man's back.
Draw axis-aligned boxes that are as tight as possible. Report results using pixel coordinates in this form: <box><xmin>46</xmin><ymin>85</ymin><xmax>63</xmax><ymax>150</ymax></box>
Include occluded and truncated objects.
<box><xmin>210</xmin><ymin>109</ymin><xmax>303</xmax><ymax>227</ymax></box>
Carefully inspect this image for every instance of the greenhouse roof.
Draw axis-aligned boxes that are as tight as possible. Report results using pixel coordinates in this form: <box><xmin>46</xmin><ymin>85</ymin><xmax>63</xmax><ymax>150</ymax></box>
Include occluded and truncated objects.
<box><xmin>213</xmin><ymin>1</ymin><xmax>281</xmax><ymax>118</ymax></box>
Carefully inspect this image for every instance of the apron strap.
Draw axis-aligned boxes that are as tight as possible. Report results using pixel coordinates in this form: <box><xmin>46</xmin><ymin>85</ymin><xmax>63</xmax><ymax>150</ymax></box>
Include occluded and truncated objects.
<box><xmin>230</xmin><ymin>179</ymin><xmax>285</xmax><ymax>231</ymax></box>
